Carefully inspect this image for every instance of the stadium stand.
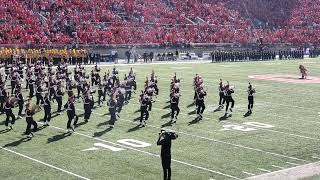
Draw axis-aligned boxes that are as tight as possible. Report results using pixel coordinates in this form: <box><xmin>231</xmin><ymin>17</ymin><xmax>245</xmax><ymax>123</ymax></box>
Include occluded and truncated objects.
<box><xmin>0</xmin><ymin>0</ymin><xmax>319</xmax><ymax>45</ymax></box>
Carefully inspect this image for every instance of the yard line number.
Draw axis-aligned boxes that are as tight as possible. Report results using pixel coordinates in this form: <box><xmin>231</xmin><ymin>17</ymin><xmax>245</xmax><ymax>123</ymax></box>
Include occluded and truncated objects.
<box><xmin>82</xmin><ymin>139</ymin><xmax>151</xmax><ymax>152</ymax></box>
<box><xmin>220</xmin><ymin>122</ymin><xmax>274</xmax><ymax>132</ymax></box>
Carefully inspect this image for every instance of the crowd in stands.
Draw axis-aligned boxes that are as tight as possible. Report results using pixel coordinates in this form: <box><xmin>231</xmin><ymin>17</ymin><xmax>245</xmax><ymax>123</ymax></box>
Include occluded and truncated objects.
<box><xmin>0</xmin><ymin>0</ymin><xmax>319</xmax><ymax>45</ymax></box>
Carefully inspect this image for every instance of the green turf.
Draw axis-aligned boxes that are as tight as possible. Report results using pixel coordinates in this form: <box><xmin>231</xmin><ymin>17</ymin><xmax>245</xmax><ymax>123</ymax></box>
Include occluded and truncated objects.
<box><xmin>1</xmin><ymin>59</ymin><xmax>320</xmax><ymax>180</ymax></box>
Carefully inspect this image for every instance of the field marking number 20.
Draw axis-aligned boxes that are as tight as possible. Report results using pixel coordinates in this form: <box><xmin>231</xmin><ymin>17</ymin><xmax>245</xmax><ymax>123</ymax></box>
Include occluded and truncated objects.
<box><xmin>221</xmin><ymin>122</ymin><xmax>274</xmax><ymax>132</ymax></box>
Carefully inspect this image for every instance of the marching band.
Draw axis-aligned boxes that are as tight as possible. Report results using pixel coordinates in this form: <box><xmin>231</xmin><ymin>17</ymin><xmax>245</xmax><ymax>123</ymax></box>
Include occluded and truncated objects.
<box><xmin>0</xmin><ymin>58</ymin><xmax>256</xmax><ymax>138</ymax></box>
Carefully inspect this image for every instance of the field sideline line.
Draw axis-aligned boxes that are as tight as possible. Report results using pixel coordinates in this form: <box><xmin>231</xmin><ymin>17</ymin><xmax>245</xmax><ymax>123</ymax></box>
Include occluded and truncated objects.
<box><xmin>40</xmin><ymin>123</ymin><xmax>241</xmax><ymax>180</ymax></box>
<box><xmin>0</xmin><ymin>146</ymin><xmax>91</xmax><ymax>180</ymax></box>
<box><xmin>53</xmin><ymin>103</ymin><xmax>309</xmax><ymax>163</ymax></box>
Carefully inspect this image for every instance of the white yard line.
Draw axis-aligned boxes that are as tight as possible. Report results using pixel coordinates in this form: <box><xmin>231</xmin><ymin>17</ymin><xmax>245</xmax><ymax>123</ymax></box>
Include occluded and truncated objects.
<box><xmin>257</xmin><ymin>168</ymin><xmax>271</xmax><ymax>173</ymax></box>
<box><xmin>242</xmin><ymin>171</ymin><xmax>256</xmax><ymax>176</ymax></box>
<box><xmin>271</xmin><ymin>165</ymin><xmax>284</xmax><ymax>169</ymax></box>
<box><xmin>285</xmin><ymin>162</ymin><xmax>300</xmax><ymax>166</ymax></box>
<box><xmin>312</xmin><ymin>156</ymin><xmax>320</xmax><ymax>160</ymax></box>
<box><xmin>0</xmin><ymin>146</ymin><xmax>90</xmax><ymax>180</ymax></box>
<box><xmin>42</xmin><ymin>123</ymin><xmax>241</xmax><ymax>179</ymax></box>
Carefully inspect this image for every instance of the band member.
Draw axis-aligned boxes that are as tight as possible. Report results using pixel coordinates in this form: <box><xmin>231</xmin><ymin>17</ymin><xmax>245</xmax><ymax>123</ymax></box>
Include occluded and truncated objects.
<box><xmin>76</xmin><ymin>76</ymin><xmax>83</xmax><ymax>99</ymax></box>
<box><xmin>0</xmin><ymin>85</ymin><xmax>7</xmax><ymax>114</ymax></box>
<box><xmin>56</xmin><ymin>86</ymin><xmax>64</xmax><ymax>114</ymax></box>
<box><xmin>35</xmin><ymin>82</ymin><xmax>43</xmax><ymax>105</ymax></box>
<box><xmin>25</xmin><ymin>100</ymin><xmax>37</xmax><ymax>138</ymax></box>
<box><xmin>15</xmin><ymin>87</ymin><xmax>24</xmax><ymax>118</ymax></box>
<box><xmin>42</xmin><ymin>93</ymin><xmax>51</xmax><ymax>126</ymax></box>
<box><xmin>26</xmin><ymin>69</ymin><xmax>32</xmax><ymax>89</ymax></box>
<box><xmin>97</xmin><ymin>83</ymin><xmax>104</xmax><ymax>106</ymax></box>
<box><xmin>10</xmin><ymin>72</ymin><xmax>18</xmax><ymax>95</ymax></box>
<box><xmin>29</xmin><ymin>76</ymin><xmax>35</xmax><ymax>98</ymax></box>
<box><xmin>139</xmin><ymin>94</ymin><xmax>151</xmax><ymax>127</ymax></box>
<box><xmin>83</xmin><ymin>93</ymin><xmax>92</xmax><ymax>122</ymax></box>
<box><xmin>196</xmin><ymin>87</ymin><xmax>206</xmax><ymax>119</ymax></box>
<box><xmin>218</xmin><ymin>79</ymin><xmax>225</xmax><ymax>108</ymax></box>
<box><xmin>170</xmin><ymin>92</ymin><xmax>180</xmax><ymax>123</ymax></box>
<box><xmin>64</xmin><ymin>96</ymin><xmax>77</xmax><ymax>132</ymax></box>
<box><xmin>224</xmin><ymin>83</ymin><xmax>235</xmax><ymax>116</ymax></box>
<box><xmin>124</xmin><ymin>79</ymin><xmax>135</xmax><ymax>103</ymax></box>
<box><xmin>247</xmin><ymin>83</ymin><xmax>255</xmax><ymax>114</ymax></box>
<box><xmin>48</xmin><ymin>77</ymin><xmax>56</xmax><ymax>101</ymax></box>
<box><xmin>299</xmin><ymin>65</ymin><xmax>308</xmax><ymax>79</ymax></box>
<box><xmin>4</xmin><ymin>97</ymin><xmax>15</xmax><ymax>129</ymax></box>
<box><xmin>108</xmin><ymin>96</ymin><xmax>117</xmax><ymax>128</ymax></box>
<box><xmin>116</xmin><ymin>90</ymin><xmax>125</xmax><ymax>118</ymax></box>
<box><xmin>157</xmin><ymin>130</ymin><xmax>178</xmax><ymax>180</ymax></box>
<box><xmin>66</xmin><ymin>80</ymin><xmax>74</xmax><ymax>97</ymax></box>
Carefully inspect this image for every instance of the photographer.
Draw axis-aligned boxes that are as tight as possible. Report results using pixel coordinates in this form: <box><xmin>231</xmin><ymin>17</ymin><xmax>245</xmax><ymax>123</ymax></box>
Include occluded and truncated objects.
<box><xmin>157</xmin><ymin>129</ymin><xmax>178</xmax><ymax>180</ymax></box>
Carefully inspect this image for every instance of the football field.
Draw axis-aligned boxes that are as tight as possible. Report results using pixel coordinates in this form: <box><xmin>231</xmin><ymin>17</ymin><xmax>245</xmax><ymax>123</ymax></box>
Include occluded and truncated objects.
<box><xmin>1</xmin><ymin>59</ymin><xmax>320</xmax><ymax>180</ymax></box>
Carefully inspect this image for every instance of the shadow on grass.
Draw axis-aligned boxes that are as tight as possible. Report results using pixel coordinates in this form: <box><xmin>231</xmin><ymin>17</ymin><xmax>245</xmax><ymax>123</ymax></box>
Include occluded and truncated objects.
<box><xmin>163</xmin><ymin>104</ymin><xmax>171</xmax><ymax>109</ymax></box>
<box><xmin>188</xmin><ymin>110</ymin><xmax>196</xmax><ymax>115</ymax></box>
<box><xmin>127</xmin><ymin>124</ymin><xmax>142</xmax><ymax>132</ymax></box>
<box><xmin>219</xmin><ymin>114</ymin><xmax>232</xmax><ymax>121</ymax></box>
<box><xmin>213</xmin><ymin>107</ymin><xmax>222</xmax><ymax>113</ymax></box>
<box><xmin>93</xmin><ymin>127</ymin><xmax>113</xmax><ymax>137</ymax></box>
<box><xmin>161</xmin><ymin>121</ymin><xmax>173</xmax><ymax>128</ymax></box>
<box><xmin>97</xmin><ymin>121</ymin><xmax>109</xmax><ymax>127</ymax></box>
<box><xmin>75</xmin><ymin>121</ymin><xmax>88</xmax><ymax>128</ymax></box>
<box><xmin>4</xmin><ymin>137</ymin><xmax>31</xmax><ymax>147</ymax></box>
<box><xmin>188</xmin><ymin>117</ymin><xmax>201</xmax><ymax>125</ymax></box>
<box><xmin>47</xmin><ymin>132</ymin><xmax>72</xmax><ymax>143</ymax></box>
<box><xmin>187</xmin><ymin>102</ymin><xmax>195</xmax><ymax>108</ymax></box>
<box><xmin>161</xmin><ymin>112</ymin><xmax>171</xmax><ymax>119</ymax></box>
<box><xmin>0</xmin><ymin>129</ymin><xmax>11</xmax><ymax>134</ymax></box>
<box><xmin>243</xmin><ymin>111</ymin><xmax>252</xmax><ymax>117</ymax></box>
<box><xmin>133</xmin><ymin>117</ymin><xmax>141</xmax><ymax>122</ymax></box>
<box><xmin>0</xmin><ymin>120</ymin><xmax>5</xmax><ymax>126</ymax></box>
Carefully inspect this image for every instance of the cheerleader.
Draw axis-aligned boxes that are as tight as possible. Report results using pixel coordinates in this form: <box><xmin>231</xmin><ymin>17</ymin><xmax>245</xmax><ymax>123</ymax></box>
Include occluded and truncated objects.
<box><xmin>247</xmin><ymin>83</ymin><xmax>256</xmax><ymax>114</ymax></box>
<box><xmin>299</xmin><ymin>65</ymin><xmax>308</xmax><ymax>79</ymax></box>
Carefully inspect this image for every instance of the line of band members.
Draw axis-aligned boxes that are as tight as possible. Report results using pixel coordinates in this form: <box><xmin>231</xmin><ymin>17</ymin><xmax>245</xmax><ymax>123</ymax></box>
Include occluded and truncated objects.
<box><xmin>0</xmin><ymin>48</ymin><xmax>87</xmax><ymax>60</ymax></box>
<box><xmin>0</xmin><ymin>61</ymin><xmax>255</xmax><ymax>138</ymax></box>
<box><xmin>211</xmin><ymin>50</ymin><xmax>306</xmax><ymax>62</ymax></box>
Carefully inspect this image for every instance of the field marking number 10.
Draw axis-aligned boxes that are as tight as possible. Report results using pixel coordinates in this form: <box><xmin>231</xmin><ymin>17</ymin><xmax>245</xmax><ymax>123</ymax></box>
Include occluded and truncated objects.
<box><xmin>221</xmin><ymin>122</ymin><xmax>274</xmax><ymax>132</ymax></box>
